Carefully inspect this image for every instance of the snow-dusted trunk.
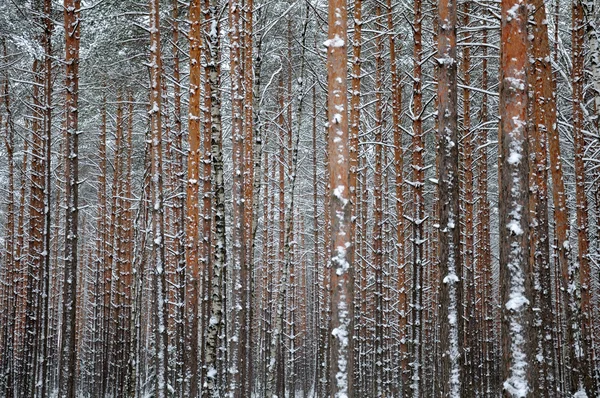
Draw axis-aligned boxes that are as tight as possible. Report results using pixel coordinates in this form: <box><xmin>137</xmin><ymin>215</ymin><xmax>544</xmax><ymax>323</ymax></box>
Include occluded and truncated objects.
<box><xmin>58</xmin><ymin>1</ymin><xmax>81</xmax><ymax>398</ymax></box>
<box><xmin>372</xmin><ymin>8</ymin><xmax>384</xmax><ymax>394</ymax></box>
<box><xmin>169</xmin><ymin>4</ymin><xmax>186</xmax><ymax>393</ymax></box>
<box><xmin>461</xmin><ymin>6</ymin><xmax>477</xmax><ymax>396</ymax></box>
<box><xmin>199</xmin><ymin>0</ymin><xmax>214</xmax><ymax>389</ymax></box>
<box><xmin>39</xmin><ymin>1</ymin><xmax>53</xmax><ymax>393</ymax></box>
<box><xmin>184</xmin><ymin>0</ymin><xmax>202</xmax><ymax>395</ymax></box>
<box><xmin>348</xmin><ymin>0</ymin><xmax>362</xmax><ymax>390</ymax></box>
<box><xmin>228</xmin><ymin>0</ymin><xmax>246</xmax><ymax>391</ymax></box>
<box><xmin>498</xmin><ymin>0</ymin><xmax>534</xmax><ymax>395</ymax></box>
<box><xmin>309</xmin><ymin>85</ymin><xmax>324</xmax><ymax>395</ymax></box>
<box><xmin>544</xmin><ymin>0</ymin><xmax>576</xmax><ymax>391</ymax></box>
<box><xmin>264</xmin><ymin>85</ymin><xmax>284</xmax><ymax>397</ymax></box>
<box><xmin>325</xmin><ymin>0</ymin><xmax>354</xmax><ymax>394</ymax></box>
<box><xmin>526</xmin><ymin>0</ymin><xmax>558</xmax><ymax>392</ymax></box>
<box><xmin>572</xmin><ymin>0</ymin><xmax>595</xmax><ymax>393</ymax></box>
<box><xmin>478</xmin><ymin>28</ymin><xmax>496</xmax><ymax>396</ymax></box>
<box><xmin>284</xmin><ymin>14</ymin><xmax>308</xmax><ymax>397</ymax></box>
<box><xmin>94</xmin><ymin>96</ymin><xmax>108</xmax><ymax>397</ymax></box>
<box><xmin>148</xmin><ymin>0</ymin><xmax>170</xmax><ymax>396</ymax></box>
<box><xmin>203</xmin><ymin>0</ymin><xmax>226</xmax><ymax>394</ymax></box>
<box><xmin>242</xmin><ymin>0</ymin><xmax>256</xmax><ymax>393</ymax></box>
<box><xmin>23</xmin><ymin>59</ymin><xmax>45</xmax><ymax>398</ymax></box>
<box><xmin>103</xmin><ymin>99</ymin><xmax>125</xmax><ymax>396</ymax></box>
<box><xmin>410</xmin><ymin>0</ymin><xmax>425</xmax><ymax>392</ymax></box>
<box><xmin>385</xmin><ymin>0</ymin><xmax>407</xmax><ymax>392</ymax></box>
<box><xmin>121</xmin><ymin>96</ymin><xmax>135</xmax><ymax>396</ymax></box>
<box><xmin>0</xmin><ymin>55</ymin><xmax>16</xmax><ymax>397</ymax></box>
<box><xmin>436</xmin><ymin>0</ymin><xmax>463</xmax><ymax>393</ymax></box>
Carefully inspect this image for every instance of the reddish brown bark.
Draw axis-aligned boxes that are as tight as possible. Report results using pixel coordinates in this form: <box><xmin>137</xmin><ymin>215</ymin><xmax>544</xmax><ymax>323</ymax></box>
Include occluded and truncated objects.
<box><xmin>326</xmin><ymin>0</ymin><xmax>353</xmax><ymax>391</ymax></box>
<box><xmin>498</xmin><ymin>0</ymin><xmax>534</xmax><ymax>395</ymax></box>
<box><xmin>59</xmin><ymin>0</ymin><xmax>81</xmax><ymax>396</ymax></box>
<box><xmin>185</xmin><ymin>0</ymin><xmax>202</xmax><ymax>394</ymax></box>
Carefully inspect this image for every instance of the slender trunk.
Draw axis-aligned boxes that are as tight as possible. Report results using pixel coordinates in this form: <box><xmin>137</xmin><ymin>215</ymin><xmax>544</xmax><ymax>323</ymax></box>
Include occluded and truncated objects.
<box><xmin>59</xmin><ymin>1</ymin><xmax>81</xmax><ymax>397</ymax></box>
<box><xmin>242</xmin><ymin>0</ymin><xmax>255</xmax><ymax>392</ymax></box>
<box><xmin>411</xmin><ymin>0</ymin><xmax>425</xmax><ymax>391</ymax></box>
<box><xmin>148</xmin><ymin>0</ymin><xmax>170</xmax><ymax>396</ymax></box>
<box><xmin>203</xmin><ymin>0</ymin><xmax>227</xmax><ymax>394</ymax></box>
<box><xmin>436</xmin><ymin>0</ymin><xmax>462</xmax><ymax>393</ymax></box>
<box><xmin>373</xmin><ymin>8</ymin><xmax>384</xmax><ymax>394</ymax></box>
<box><xmin>527</xmin><ymin>0</ymin><xmax>556</xmax><ymax>392</ymax></box>
<box><xmin>325</xmin><ymin>0</ymin><xmax>353</xmax><ymax>394</ymax></box>
<box><xmin>498</xmin><ymin>0</ymin><xmax>534</xmax><ymax>395</ymax></box>
<box><xmin>170</xmin><ymin>4</ymin><xmax>186</xmax><ymax>394</ymax></box>
<box><xmin>349</xmin><ymin>0</ymin><xmax>362</xmax><ymax>391</ymax></box>
<box><xmin>228</xmin><ymin>0</ymin><xmax>246</xmax><ymax>391</ymax></box>
<box><xmin>185</xmin><ymin>0</ymin><xmax>202</xmax><ymax>395</ymax></box>
<box><xmin>572</xmin><ymin>0</ymin><xmax>594</xmax><ymax>393</ymax></box>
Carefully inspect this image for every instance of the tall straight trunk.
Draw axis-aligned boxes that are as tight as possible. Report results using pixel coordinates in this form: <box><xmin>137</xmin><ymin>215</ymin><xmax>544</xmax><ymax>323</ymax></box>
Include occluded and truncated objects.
<box><xmin>242</xmin><ymin>0</ymin><xmax>255</xmax><ymax>393</ymax></box>
<box><xmin>461</xmin><ymin>5</ymin><xmax>476</xmax><ymax>396</ymax></box>
<box><xmin>170</xmin><ymin>3</ymin><xmax>186</xmax><ymax>394</ymax></box>
<box><xmin>122</xmin><ymin>96</ymin><xmax>135</xmax><ymax>395</ymax></box>
<box><xmin>312</xmin><ymin>84</ymin><xmax>326</xmax><ymax>397</ymax></box>
<box><xmin>203</xmin><ymin>0</ymin><xmax>226</xmax><ymax>393</ymax></box>
<box><xmin>325</xmin><ymin>0</ymin><xmax>353</xmax><ymax>393</ymax></box>
<box><xmin>348</xmin><ymin>0</ymin><xmax>362</xmax><ymax>390</ymax></box>
<box><xmin>95</xmin><ymin>96</ymin><xmax>108</xmax><ymax>397</ymax></box>
<box><xmin>410</xmin><ymin>0</ymin><xmax>425</xmax><ymax>391</ymax></box>
<box><xmin>102</xmin><ymin>99</ymin><xmax>123</xmax><ymax>398</ymax></box>
<box><xmin>228</xmin><ymin>0</ymin><xmax>246</xmax><ymax>391</ymax></box>
<box><xmin>319</xmin><ymin>92</ymin><xmax>332</xmax><ymax>397</ymax></box>
<box><xmin>498</xmin><ymin>0</ymin><xmax>534</xmax><ymax>395</ymax></box>
<box><xmin>436</xmin><ymin>0</ymin><xmax>462</xmax><ymax>393</ymax></box>
<box><xmin>148</xmin><ymin>0</ymin><xmax>170</xmax><ymax>396</ymax></box>
<box><xmin>526</xmin><ymin>0</ymin><xmax>557</xmax><ymax>392</ymax></box>
<box><xmin>478</xmin><ymin>27</ymin><xmax>495</xmax><ymax>396</ymax></box>
<box><xmin>23</xmin><ymin>59</ymin><xmax>45</xmax><ymax>398</ymax></box>
<box><xmin>39</xmin><ymin>1</ymin><xmax>53</xmax><ymax>394</ymax></box>
<box><xmin>372</xmin><ymin>8</ymin><xmax>384</xmax><ymax>395</ymax></box>
<box><xmin>359</xmin><ymin>150</ymin><xmax>368</xmax><ymax>394</ymax></box>
<box><xmin>109</xmin><ymin>96</ymin><xmax>125</xmax><ymax>396</ymax></box>
<box><xmin>59</xmin><ymin>1</ymin><xmax>81</xmax><ymax>397</ymax></box>
<box><xmin>385</xmin><ymin>1</ymin><xmax>407</xmax><ymax>393</ymax></box>
<box><xmin>572</xmin><ymin>0</ymin><xmax>594</xmax><ymax>392</ymax></box>
<box><xmin>185</xmin><ymin>0</ymin><xmax>202</xmax><ymax>395</ymax></box>
<box><xmin>18</xmin><ymin>107</ymin><xmax>33</xmax><ymax>397</ymax></box>
<box><xmin>1</xmin><ymin>52</ymin><xmax>16</xmax><ymax>398</ymax></box>
<box><xmin>199</xmin><ymin>0</ymin><xmax>214</xmax><ymax>388</ymax></box>
<box><xmin>265</xmin><ymin>78</ymin><xmax>287</xmax><ymax>398</ymax></box>
<box><xmin>544</xmin><ymin>0</ymin><xmax>571</xmax><ymax>390</ymax></box>
<box><xmin>104</xmin><ymin>98</ymin><xmax>125</xmax><ymax>396</ymax></box>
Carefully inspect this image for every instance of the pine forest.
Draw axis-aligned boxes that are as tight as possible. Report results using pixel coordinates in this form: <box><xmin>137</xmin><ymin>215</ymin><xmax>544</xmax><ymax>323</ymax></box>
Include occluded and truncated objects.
<box><xmin>0</xmin><ymin>0</ymin><xmax>599</xmax><ymax>396</ymax></box>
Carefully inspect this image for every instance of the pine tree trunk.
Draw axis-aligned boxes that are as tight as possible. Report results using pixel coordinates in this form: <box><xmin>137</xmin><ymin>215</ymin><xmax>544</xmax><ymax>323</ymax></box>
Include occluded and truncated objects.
<box><xmin>203</xmin><ymin>0</ymin><xmax>227</xmax><ymax>393</ymax></box>
<box><xmin>436</xmin><ymin>0</ymin><xmax>463</xmax><ymax>393</ymax></box>
<box><xmin>148</xmin><ymin>0</ymin><xmax>170</xmax><ymax>396</ymax></box>
<box><xmin>498</xmin><ymin>0</ymin><xmax>534</xmax><ymax>394</ymax></box>
<box><xmin>185</xmin><ymin>0</ymin><xmax>202</xmax><ymax>395</ymax></box>
<box><xmin>325</xmin><ymin>0</ymin><xmax>353</xmax><ymax>393</ymax></box>
<box><xmin>59</xmin><ymin>1</ymin><xmax>81</xmax><ymax>397</ymax></box>
<box><xmin>572</xmin><ymin>0</ymin><xmax>594</xmax><ymax>392</ymax></box>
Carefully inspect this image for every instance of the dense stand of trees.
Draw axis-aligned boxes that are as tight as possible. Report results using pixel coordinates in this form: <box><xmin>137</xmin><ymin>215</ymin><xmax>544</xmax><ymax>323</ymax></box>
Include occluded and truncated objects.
<box><xmin>0</xmin><ymin>0</ymin><xmax>599</xmax><ymax>396</ymax></box>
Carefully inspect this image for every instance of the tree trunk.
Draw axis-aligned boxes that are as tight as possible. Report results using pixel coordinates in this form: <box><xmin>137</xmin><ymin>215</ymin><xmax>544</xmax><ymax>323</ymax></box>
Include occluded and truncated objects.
<box><xmin>59</xmin><ymin>1</ymin><xmax>81</xmax><ymax>397</ymax></box>
<box><xmin>148</xmin><ymin>0</ymin><xmax>170</xmax><ymax>396</ymax></box>
<box><xmin>436</xmin><ymin>0</ymin><xmax>463</xmax><ymax>393</ymax></box>
<box><xmin>498</xmin><ymin>0</ymin><xmax>534</xmax><ymax>395</ymax></box>
<box><xmin>185</xmin><ymin>0</ymin><xmax>202</xmax><ymax>395</ymax></box>
<box><xmin>325</xmin><ymin>0</ymin><xmax>353</xmax><ymax>394</ymax></box>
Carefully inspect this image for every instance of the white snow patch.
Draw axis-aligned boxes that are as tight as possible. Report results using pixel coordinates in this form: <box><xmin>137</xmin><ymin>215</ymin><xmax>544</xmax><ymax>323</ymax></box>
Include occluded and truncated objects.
<box><xmin>324</xmin><ymin>35</ymin><xmax>345</xmax><ymax>48</ymax></box>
